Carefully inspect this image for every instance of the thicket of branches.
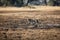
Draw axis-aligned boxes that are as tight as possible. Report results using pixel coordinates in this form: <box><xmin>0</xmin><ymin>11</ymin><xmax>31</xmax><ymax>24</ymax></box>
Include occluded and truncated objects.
<box><xmin>0</xmin><ymin>0</ymin><xmax>60</xmax><ymax>7</ymax></box>
<box><xmin>0</xmin><ymin>0</ymin><xmax>23</xmax><ymax>6</ymax></box>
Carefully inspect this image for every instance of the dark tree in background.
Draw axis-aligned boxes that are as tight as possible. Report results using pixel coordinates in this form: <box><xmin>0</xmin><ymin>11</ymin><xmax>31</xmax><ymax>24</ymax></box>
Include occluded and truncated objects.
<box><xmin>10</xmin><ymin>0</ymin><xmax>16</xmax><ymax>6</ymax></box>
<box><xmin>15</xmin><ymin>0</ymin><xmax>23</xmax><ymax>6</ymax></box>
<box><xmin>0</xmin><ymin>0</ymin><xmax>23</xmax><ymax>6</ymax></box>
<box><xmin>53</xmin><ymin>0</ymin><xmax>60</xmax><ymax>6</ymax></box>
<box><xmin>44</xmin><ymin>0</ymin><xmax>47</xmax><ymax>5</ymax></box>
<box><xmin>0</xmin><ymin>0</ymin><xmax>60</xmax><ymax>6</ymax></box>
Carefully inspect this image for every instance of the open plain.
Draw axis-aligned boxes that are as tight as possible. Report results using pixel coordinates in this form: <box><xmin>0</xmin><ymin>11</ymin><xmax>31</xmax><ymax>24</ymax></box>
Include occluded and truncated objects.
<box><xmin>0</xmin><ymin>6</ymin><xmax>60</xmax><ymax>40</ymax></box>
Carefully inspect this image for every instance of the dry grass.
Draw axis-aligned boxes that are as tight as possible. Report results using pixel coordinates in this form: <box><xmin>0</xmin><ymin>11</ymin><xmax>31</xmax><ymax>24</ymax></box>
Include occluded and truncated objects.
<box><xmin>0</xmin><ymin>6</ymin><xmax>60</xmax><ymax>12</ymax></box>
<box><xmin>0</xmin><ymin>6</ymin><xmax>60</xmax><ymax>40</ymax></box>
<box><xmin>0</xmin><ymin>28</ymin><xmax>60</xmax><ymax>40</ymax></box>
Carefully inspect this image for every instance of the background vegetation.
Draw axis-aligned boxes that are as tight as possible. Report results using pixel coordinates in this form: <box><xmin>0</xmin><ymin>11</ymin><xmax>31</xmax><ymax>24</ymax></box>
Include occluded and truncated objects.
<box><xmin>0</xmin><ymin>0</ymin><xmax>60</xmax><ymax>7</ymax></box>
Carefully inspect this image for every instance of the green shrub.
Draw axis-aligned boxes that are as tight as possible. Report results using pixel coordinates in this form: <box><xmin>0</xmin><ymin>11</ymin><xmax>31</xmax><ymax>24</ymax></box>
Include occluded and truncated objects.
<box><xmin>47</xmin><ymin>0</ymin><xmax>54</xmax><ymax>6</ymax></box>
